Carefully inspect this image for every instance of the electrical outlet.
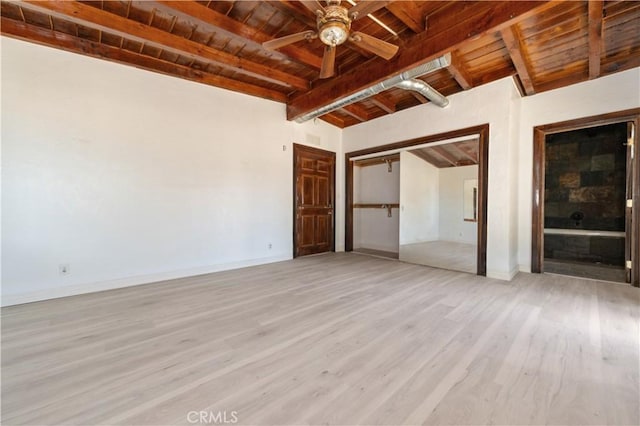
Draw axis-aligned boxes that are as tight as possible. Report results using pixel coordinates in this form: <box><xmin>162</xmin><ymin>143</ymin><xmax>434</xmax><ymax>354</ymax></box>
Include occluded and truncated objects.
<box><xmin>59</xmin><ymin>264</ymin><xmax>70</xmax><ymax>275</ymax></box>
<box><xmin>268</xmin><ymin>243</ymin><xmax>272</xmax><ymax>250</ymax></box>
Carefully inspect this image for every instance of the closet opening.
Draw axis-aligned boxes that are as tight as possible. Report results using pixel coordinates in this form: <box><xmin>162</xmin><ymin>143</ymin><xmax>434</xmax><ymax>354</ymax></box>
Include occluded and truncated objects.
<box><xmin>352</xmin><ymin>154</ymin><xmax>400</xmax><ymax>260</ymax></box>
<box><xmin>345</xmin><ymin>125</ymin><xmax>488</xmax><ymax>276</ymax></box>
<box><xmin>531</xmin><ymin>108</ymin><xmax>639</xmax><ymax>286</ymax></box>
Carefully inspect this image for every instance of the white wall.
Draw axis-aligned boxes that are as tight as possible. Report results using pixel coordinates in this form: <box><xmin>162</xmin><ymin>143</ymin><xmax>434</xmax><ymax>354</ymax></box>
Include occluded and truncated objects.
<box><xmin>343</xmin><ymin>77</ymin><xmax>519</xmax><ymax>280</ymax></box>
<box><xmin>3</xmin><ymin>38</ymin><xmax>638</xmax><ymax>303</ymax></box>
<box><xmin>399</xmin><ymin>151</ymin><xmax>439</xmax><ymax>245</ymax></box>
<box><xmin>439</xmin><ymin>165</ymin><xmax>478</xmax><ymax>244</ymax></box>
<box><xmin>353</xmin><ymin>161</ymin><xmax>400</xmax><ymax>252</ymax></box>
<box><xmin>344</xmin><ymin>68</ymin><xmax>640</xmax><ymax>279</ymax></box>
<box><xmin>1</xmin><ymin>37</ymin><xmax>343</xmax><ymax>305</ymax></box>
<box><xmin>517</xmin><ymin>68</ymin><xmax>640</xmax><ymax>272</ymax></box>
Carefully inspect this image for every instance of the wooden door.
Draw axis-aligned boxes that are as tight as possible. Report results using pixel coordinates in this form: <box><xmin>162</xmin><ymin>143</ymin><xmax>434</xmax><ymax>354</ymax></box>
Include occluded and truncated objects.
<box><xmin>293</xmin><ymin>144</ymin><xmax>335</xmax><ymax>257</ymax></box>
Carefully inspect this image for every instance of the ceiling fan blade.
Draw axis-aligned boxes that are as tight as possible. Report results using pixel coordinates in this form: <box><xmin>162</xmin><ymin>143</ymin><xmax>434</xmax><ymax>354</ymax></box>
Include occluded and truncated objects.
<box><xmin>319</xmin><ymin>45</ymin><xmax>336</xmax><ymax>79</ymax></box>
<box><xmin>263</xmin><ymin>30</ymin><xmax>317</xmax><ymax>50</ymax></box>
<box><xmin>349</xmin><ymin>31</ymin><xmax>398</xmax><ymax>60</ymax></box>
<box><xmin>348</xmin><ymin>1</ymin><xmax>390</xmax><ymax>20</ymax></box>
<box><xmin>299</xmin><ymin>0</ymin><xmax>326</xmax><ymax>16</ymax></box>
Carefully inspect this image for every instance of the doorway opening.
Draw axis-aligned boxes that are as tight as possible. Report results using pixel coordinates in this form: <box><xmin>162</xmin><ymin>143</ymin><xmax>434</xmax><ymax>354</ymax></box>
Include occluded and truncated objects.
<box><xmin>531</xmin><ymin>109</ymin><xmax>639</xmax><ymax>286</ymax></box>
<box><xmin>346</xmin><ymin>124</ymin><xmax>488</xmax><ymax>276</ymax></box>
<box><xmin>399</xmin><ymin>141</ymin><xmax>479</xmax><ymax>274</ymax></box>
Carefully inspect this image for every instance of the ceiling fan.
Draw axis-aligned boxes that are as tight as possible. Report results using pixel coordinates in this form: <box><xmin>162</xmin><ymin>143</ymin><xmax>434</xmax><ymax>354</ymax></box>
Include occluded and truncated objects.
<box><xmin>262</xmin><ymin>0</ymin><xmax>399</xmax><ymax>79</ymax></box>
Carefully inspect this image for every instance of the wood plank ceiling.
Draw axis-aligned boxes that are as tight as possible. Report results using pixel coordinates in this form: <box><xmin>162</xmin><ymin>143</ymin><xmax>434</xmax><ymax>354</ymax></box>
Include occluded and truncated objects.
<box><xmin>2</xmin><ymin>1</ymin><xmax>639</xmax><ymax>128</ymax></box>
<box><xmin>410</xmin><ymin>139</ymin><xmax>479</xmax><ymax>168</ymax></box>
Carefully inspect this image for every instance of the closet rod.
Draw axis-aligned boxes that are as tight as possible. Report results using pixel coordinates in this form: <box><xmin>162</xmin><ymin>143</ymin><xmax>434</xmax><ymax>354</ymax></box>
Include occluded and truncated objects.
<box><xmin>353</xmin><ymin>203</ymin><xmax>399</xmax><ymax>217</ymax></box>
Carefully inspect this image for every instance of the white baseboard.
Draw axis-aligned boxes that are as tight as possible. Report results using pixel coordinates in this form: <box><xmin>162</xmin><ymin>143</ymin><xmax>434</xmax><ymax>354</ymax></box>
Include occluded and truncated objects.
<box><xmin>487</xmin><ymin>264</ymin><xmax>519</xmax><ymax>281</ymax></box>
<box><xmin>518</xmin><ymin>264</ymin><xmax>532</xmax><ymax>273</ymax></box>
<box><xmin>1</xmin><ymin>254</ymin><xmax>291</xmax><ymax>307</ymax></box>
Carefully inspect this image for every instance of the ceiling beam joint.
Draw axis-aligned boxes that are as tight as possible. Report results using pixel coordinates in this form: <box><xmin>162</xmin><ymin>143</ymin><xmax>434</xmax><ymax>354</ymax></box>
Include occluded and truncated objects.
<box><xmin>500</xmin><ymin>24</ymin><xmax>536</xmax><ymax>96</ymax></box>
<box><xmin>588</xmin><ymin>0</ymin><xmax>604</xmax><ymax>80</ymax></box>
<box><xmin>340</xmin><ymin>103</ymin><xmax>370</xmax><ymax>122</ymax></box>
<box><xmin>447</xmin><ymin>51</ymin><xmax>473</xmax><ymax>90</ymax></box>
<box><xmin>370</xmin><ymin>94</ymin><xmax>397</xmax><ymax>114</ymax></box>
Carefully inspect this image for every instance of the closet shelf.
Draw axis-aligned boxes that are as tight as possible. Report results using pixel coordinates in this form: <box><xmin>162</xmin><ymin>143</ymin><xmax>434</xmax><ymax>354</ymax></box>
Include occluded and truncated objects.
<box><xmin>353</xmin><ymin>203</ymin><xmax>399</xmax><ymax>217</ymax></box>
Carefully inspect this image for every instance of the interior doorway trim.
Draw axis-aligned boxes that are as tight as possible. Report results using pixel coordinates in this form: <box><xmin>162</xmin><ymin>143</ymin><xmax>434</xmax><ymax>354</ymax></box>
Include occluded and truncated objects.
<box><xmin>345</xmin><ymin>124</ymin><xmax>489</xmax><ymax>276</ymax></box>
<box><xmin>531</xmin><ymin>108</ymin><xmax>640</xmax><ymax>287</ymax></box>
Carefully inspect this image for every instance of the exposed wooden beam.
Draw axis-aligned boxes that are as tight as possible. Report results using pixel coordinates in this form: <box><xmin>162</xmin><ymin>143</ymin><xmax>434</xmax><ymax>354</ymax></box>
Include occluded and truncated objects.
<box><xmin>0</xmin><ymin>17</ymin><xmax>288</xmax><ymax>103</ymax></box>
<box><xmin>341</xmin><ymin>103</ymin><xmax>370</xmax><ymax>122</ymax></box>
<box><xmin>152</xmin><ymin>1</ymin><xmax>322</xmax><ymax>70</ymax></box>
<box><xmin>500</xmin><ymin>24</ymin><xmax>535</xmax><ymax>96</ymax></box>
<box><xmin>17</xmin><ymin>0</ymin><xmax>310</xmax><ymax>91</ymax></box>
<box><xmin>385</xmin><ymin>1</ymin><xmax>425</xmax><ymax>34</ymax></box>
<box><xmin>588</xmin><ymin>0</ymin><xmax>604</xmax><ymax>79</ymax></box>
<box><xmin>410</xmin><ymin>91</ymin><xmax>429</xmax><ymax>104</ymax></box>
<box><xmin>287</xmin><ymin>1</ymin><xmax>549</xmax><ymax>120</ymax></box>
<box><xmin>430</xmin><ymin>146</ymin><xmax>459</xmax><ymax>166</ymax></box>
<box><xmin>348</xmin><ymin>1</ymin><xmax>391</xmax><ymax>21</ymax></box>
<box><xmin>411</xmin><ymin>149</ymin><xmax>445</xmax><ymax>168</ymax></box>
<box><xmin>267</xmin><ymin>1</ymin><xmax>316</xmax><ymax>28</ymax></box>
<box><xmin>319</xmin><ymin>113</ymin><xmax>346</xmax><ymax>128</ymax></box>
<box><xmin>370</xmin><ymin>94</ymin><xmax>397</xmax><ymax>114</ymax></box>
<box><xmin>447</xmin><ymin>51</ymin><xmax>473</xmax><ymax>90</ymax></box>
<box><xmin>448</xmin><ymin>143</ymin><xmax>478</xmax><ymax>163</ymax></box>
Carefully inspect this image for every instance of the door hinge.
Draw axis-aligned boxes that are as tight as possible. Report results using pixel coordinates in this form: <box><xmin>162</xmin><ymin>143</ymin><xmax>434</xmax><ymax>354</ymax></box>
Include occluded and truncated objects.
<box><xmin>626</xmin><ymin>260</ymin><xmax>632</xmax><ymax>269</ymax></box>
<box><xmin>627</xmin><ymin>199</ymin><xmax>633</xmax><ymax>208</ymax></box>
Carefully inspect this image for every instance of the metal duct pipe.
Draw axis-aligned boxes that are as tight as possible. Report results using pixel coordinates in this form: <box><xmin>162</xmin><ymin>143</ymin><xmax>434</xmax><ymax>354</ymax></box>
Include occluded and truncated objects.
<box><xmin>294</xmin><ymin>53</ymin><xmax>452</xmax><ymax>123</ymax></box>
<box><xmin>394</xmin><ymin>79</ymin><xmax>449</xmax><ymax>108</ymax></box>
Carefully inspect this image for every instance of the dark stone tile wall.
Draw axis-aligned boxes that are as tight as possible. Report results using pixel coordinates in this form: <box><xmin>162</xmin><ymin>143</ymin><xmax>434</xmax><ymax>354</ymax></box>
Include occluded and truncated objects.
<box><xmin>544</xmin><ymin>122</ymin><xmax>627</xmax><ymax>266</ymax></box>
<box><xmin>544</xmin><ymin>234</ymin><xmax>625</xmax><ymax>266</ymax></box>
<box><xmin>544</xmin><ymin>123</ymin><xmax>627</xmax><ymax>232</ymax></box>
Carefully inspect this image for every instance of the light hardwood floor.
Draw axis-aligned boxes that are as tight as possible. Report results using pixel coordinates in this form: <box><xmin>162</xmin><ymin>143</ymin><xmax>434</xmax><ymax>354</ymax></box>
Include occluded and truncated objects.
<box><xmin>1</xmin><ymin>253</ymin><xmax>639</xmax><ymax>425</ymax></box>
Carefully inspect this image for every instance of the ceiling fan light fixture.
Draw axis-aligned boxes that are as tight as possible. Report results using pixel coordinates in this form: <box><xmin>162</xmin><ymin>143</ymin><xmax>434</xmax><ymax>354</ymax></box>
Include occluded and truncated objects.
<box><xmin>318</xmin><ymin>4</ymin><xmax>351</xmax><ymax>46</ymax></box>
<box><xmin>263</xmin><ymin>1</ymin><xmax>398</xmax><ymax>79</ymax></box>
<box><xmin>319</xmin><ymin>22</ymin><xmax>349</xmax><ymax>46</ymax></box>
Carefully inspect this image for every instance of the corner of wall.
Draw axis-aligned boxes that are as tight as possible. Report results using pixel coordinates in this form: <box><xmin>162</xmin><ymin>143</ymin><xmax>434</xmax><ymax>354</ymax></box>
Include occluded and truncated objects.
<box><xmin>487</xmin><ymin>263</ymin><xmax>520</xmax><ymax>281</ymax></box>
<box><xmin>507</xmin><ymin>76</ymin><xmax>523</xmax><ymax>276</ymax></box>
